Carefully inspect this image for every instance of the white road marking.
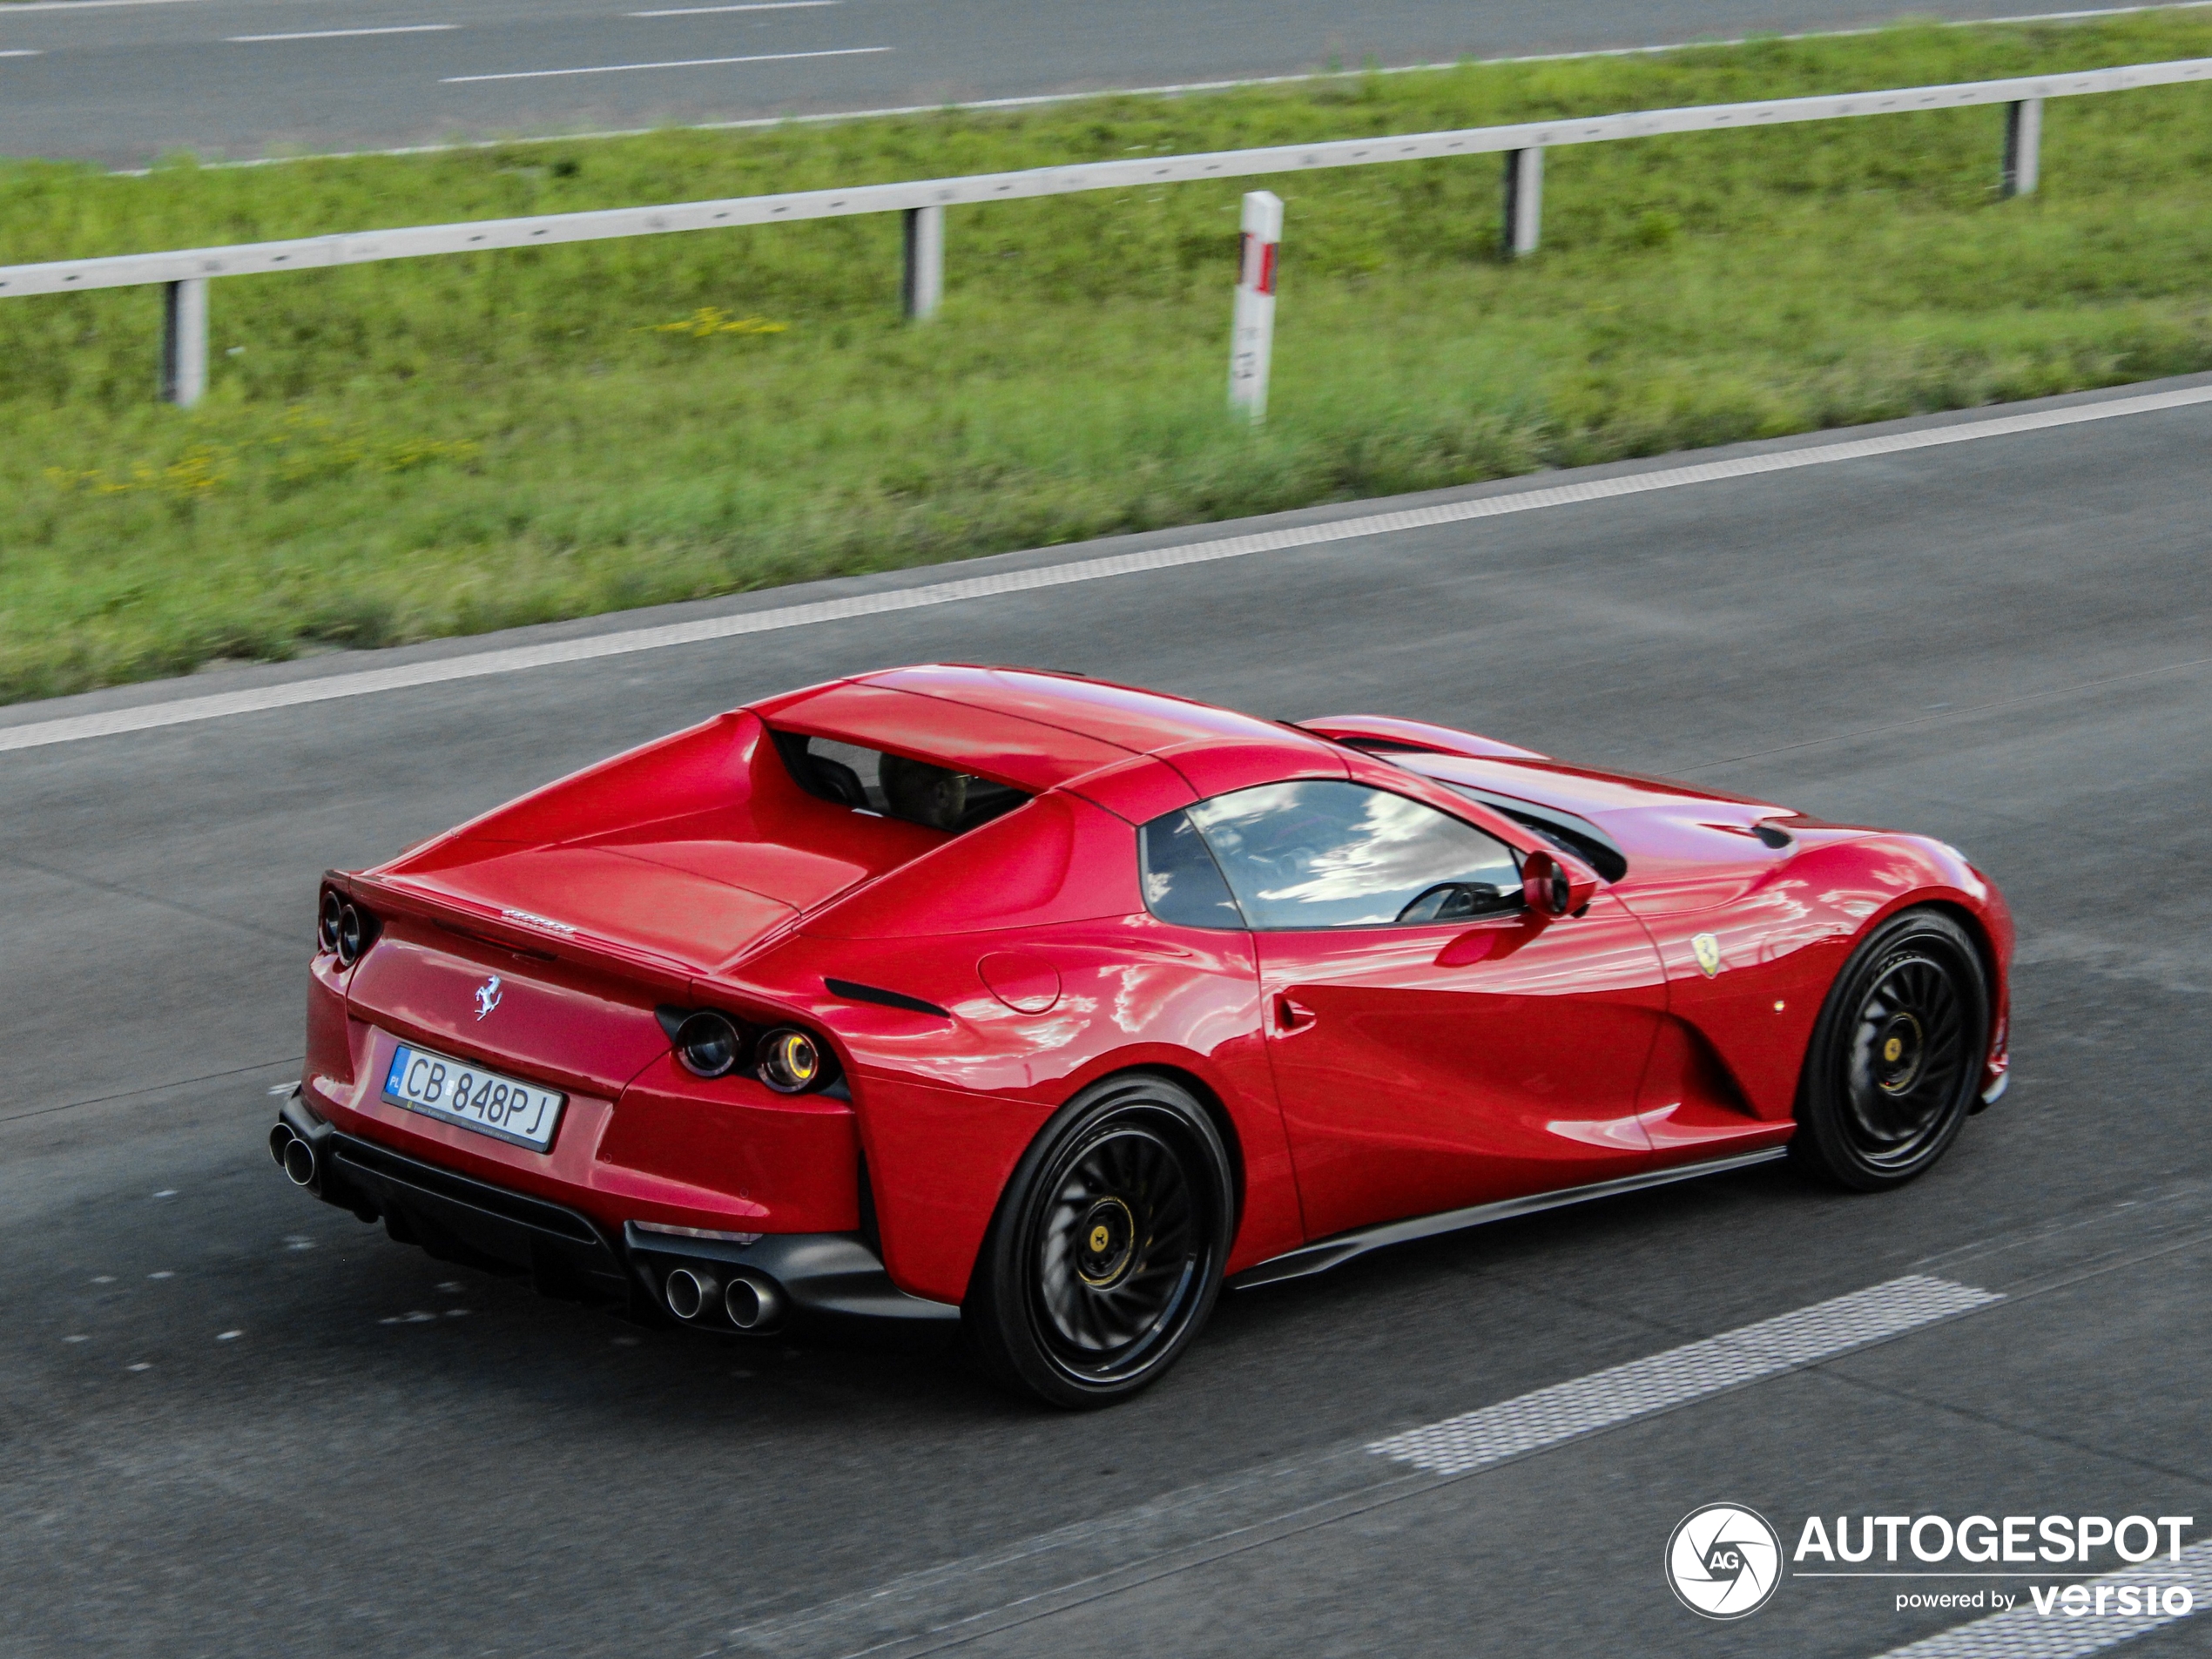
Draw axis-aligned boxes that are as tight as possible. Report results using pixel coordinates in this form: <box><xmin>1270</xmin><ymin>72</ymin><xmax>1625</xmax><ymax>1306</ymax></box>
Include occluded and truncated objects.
<box><xmin>1873</xmin><ymin>1540</ymin><xmax>2209</xmax><ymax>1657</ymax></box>
<box><xmin>7</xmin><ymin>383</ymin><xmax>2211</xmax><ymax>757</ymax></box>
<box><xmin>442</xmin><ymin>44</ymin><xmax>887</xmax><ymax>82</ymax></box>
<box><xmin>1369</xmin><ymin>1275</ymin><xmax>1999</xmax><ymax>1475</ymax></box>
<box><xmin>229</xmin><ymin>24</ymin><xmax>455</xmax><ymax>42</ymax></box>
<box><xmin>0</xmin><ymin>50</ymin><xmax>44</xmax><ymax>57</ymax></box>
<box><xmin>630</xmin><ymin>2</ymin><xmax>840</xmax><ymax>13</ymax></box>
<box><xmin>732</xmin><ymin>1275</ymin><xmax>2000</xmax><ymax>1657</ymax></box>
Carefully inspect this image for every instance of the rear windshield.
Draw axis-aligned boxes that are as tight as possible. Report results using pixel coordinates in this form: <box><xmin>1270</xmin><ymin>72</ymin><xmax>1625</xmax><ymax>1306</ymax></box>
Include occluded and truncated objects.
<box><xmin>771</xmin><ymin>731</ymin><xmax>1031</xmax><ymax>833</ymax></box>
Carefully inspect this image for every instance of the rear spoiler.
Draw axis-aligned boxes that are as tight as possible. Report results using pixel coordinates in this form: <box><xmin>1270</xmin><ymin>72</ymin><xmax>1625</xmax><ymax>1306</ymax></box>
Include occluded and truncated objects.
<box><xmin>325</xmin><ymin>867</ymin><xmax>703</xmax><ymax>1001</ymax></box>
<box><xmin>1292</xmin><ymin>715</ymin><xmax>1549</xmax><ymax>762</ymax></box>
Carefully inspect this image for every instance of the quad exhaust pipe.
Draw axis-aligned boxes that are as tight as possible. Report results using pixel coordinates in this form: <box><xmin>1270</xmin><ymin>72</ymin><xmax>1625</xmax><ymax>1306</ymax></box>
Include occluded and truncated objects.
<box><xmin>724</xmin><ymin>1273</ymin><xmax>786</xmax><ymax>1332</ymax></box>
<box><xmin>268</xmin><ymin>1123</ymin><xmax>317</xmax><ymax>1188</ymax></box>
<box><xmin>663</xmin><ymin>1265</ymin><xmax>718</xmax><ymax>1322</ymax></box>
<box><xmin>662</xmin><ymin>1264</ymin><xmax>786</xmax><ymax>1331</ymax></box>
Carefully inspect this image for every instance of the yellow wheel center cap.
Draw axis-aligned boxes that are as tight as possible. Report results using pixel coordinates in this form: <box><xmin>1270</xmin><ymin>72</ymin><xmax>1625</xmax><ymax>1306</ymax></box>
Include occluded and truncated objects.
<box><xmin>1884</xmin><ymin>1036</ymin><xmax>1903</xmax><ymax>1062</ymax></box>
<box><xmin>1076</xmin><ymin>1197</ymin><xmax>1137</xmax><ymax>1288</ymax></box>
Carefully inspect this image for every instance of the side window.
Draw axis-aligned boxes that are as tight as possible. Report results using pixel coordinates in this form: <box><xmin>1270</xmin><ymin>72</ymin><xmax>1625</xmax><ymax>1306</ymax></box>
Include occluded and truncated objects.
<box><xmin>1185</xmin><ymin>779</ymin><xmax>1522</xmax><ymax>930</ymax></box>
<box><xmin>1139</xmin><ymin>810</ymin><xmax>1247</xmax><ymax>930</ymax></box>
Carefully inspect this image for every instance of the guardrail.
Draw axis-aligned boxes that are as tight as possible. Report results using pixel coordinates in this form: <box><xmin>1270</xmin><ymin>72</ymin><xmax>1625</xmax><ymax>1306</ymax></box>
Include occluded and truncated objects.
<box><xmin>3</xmin><ymin>56</ymin><xmax>2209</xmax><ymax>408</ymax></box>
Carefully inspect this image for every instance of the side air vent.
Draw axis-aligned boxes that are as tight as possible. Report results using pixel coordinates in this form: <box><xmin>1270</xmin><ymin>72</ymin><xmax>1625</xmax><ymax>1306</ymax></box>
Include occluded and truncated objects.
<box><xmin>825</xmin><ymin>978</ymin><xmax>951</xmax><ymax>1018</ymax></box>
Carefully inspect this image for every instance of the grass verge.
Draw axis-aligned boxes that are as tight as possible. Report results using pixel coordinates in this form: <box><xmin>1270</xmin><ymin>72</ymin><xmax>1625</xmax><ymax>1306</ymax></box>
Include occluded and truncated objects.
<box><xmin>5</xmin><ymin>12</ymin><xmax>2212</xmax><ymax>701</ymax></box>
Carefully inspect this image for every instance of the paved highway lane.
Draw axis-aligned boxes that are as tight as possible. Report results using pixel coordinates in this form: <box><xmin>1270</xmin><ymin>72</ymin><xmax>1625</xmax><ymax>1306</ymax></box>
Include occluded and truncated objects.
<box><xmin>0</xmin><ymin>0</ymin><xmax>2181</xmax><ymax>165</ymax></box>
<box><xmin>3</xmin><ymin>377</ymin><xmax>2210</xmax><ymax>1656</ymax></box>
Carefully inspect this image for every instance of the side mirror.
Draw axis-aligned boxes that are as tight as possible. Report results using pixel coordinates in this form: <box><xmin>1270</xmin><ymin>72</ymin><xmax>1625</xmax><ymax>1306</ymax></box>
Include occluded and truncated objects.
<box><xmin>1521</xmin><ymin>846</ymin><xmax>1601</xmax><ymax>918</ymax></box>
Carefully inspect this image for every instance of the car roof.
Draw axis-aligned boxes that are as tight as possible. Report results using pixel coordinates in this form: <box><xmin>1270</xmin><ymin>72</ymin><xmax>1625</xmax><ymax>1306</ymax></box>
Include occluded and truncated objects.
<box><xmin>750</xmin><ymin>664</ymin><xmax>1338</xmax><ymax>790</ymax></box>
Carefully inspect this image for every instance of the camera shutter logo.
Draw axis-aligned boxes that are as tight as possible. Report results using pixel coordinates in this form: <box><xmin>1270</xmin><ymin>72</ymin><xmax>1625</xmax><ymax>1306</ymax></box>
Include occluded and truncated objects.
<box><xmin>1666</xmin><ymin>1503</ymin><xmax>1783</xmax><ymax>1619</ymax></box>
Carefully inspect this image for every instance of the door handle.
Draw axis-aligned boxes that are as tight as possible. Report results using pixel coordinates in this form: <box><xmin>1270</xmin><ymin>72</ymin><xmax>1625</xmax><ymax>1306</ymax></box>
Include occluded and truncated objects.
<box><xmin>1274</xmin><ymin>995</ymin><xmax>1317</xmax><ymax>1033</ymax></box>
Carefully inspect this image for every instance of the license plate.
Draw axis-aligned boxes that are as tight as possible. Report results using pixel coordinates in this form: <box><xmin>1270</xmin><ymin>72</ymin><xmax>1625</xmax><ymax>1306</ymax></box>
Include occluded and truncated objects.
<box><xmin>382</xmin><ymin>1043</ymin><xmax>566</xmax><ymax>1152</ymax></box>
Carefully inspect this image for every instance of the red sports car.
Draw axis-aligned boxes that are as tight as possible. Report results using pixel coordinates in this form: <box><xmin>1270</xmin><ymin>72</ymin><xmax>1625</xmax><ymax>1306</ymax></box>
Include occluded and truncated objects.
<box><xmin>274</xmin><ymin>665</ymin><xmax>2012</xmax><ymax>1406</ymax></box>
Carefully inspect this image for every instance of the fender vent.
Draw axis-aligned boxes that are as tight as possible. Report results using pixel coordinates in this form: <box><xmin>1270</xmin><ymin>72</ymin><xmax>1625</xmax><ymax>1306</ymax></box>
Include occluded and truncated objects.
<box><xmin>825</xmin><ymin>978</ymin><xmax>950</xmax><ymax>1018</ymax></box>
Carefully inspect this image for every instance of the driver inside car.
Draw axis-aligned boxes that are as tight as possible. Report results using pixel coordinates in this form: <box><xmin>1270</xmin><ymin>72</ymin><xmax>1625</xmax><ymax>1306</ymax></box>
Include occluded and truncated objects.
<box><xmin>880</xmin><ymin>752</ymin><xmax>970</xmax><ymax>831</ymax></box>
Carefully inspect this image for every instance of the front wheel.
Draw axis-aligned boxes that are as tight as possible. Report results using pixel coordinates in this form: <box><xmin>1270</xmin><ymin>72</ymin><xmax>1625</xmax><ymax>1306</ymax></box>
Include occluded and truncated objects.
<box><xmin>1791</xmin><ymin>907</ymin><xmax>1990</xmax><ymax>1191</ymax></box>
<box><xmin>964</xmin><ymin>1074</ymin><xmax>1234</xmax><ymax>1408</ymax></box>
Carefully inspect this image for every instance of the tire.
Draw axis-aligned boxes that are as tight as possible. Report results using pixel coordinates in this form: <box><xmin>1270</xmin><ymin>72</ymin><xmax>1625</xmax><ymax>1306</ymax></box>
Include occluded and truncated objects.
<box><xmin>964</xmin><ymin>1073</ymin><xmax>1234</xmax><ymax>1409</ymax></box>
<box><xmin>1791</xmin><ymin>907</ymin><xmax>1991</xmax><ymax>1191</ymax></box>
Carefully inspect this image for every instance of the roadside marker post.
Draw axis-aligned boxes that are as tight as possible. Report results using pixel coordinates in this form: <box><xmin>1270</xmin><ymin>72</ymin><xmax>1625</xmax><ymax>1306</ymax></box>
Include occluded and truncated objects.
<box><xmin>1228</xmin><ymin>189</ymin><xmax>1281</xmax><ymax>423</ymax></box>
<box><xmin>2003</xmin><ymin>96</ymin><xmax>2043</xmax><ymax>196</ymax></box>
<box><xmin>901</xmin><ymin>202</ymin><xmax>943</xmax><ymax>319</ymax></box>
<box><xmin>1502</xmin><ymin>147</ymin><xmax>1543</xmax><ymax>256</ymax></box>
<box><xmin>159</xmin><ymin>277</ymin><xmax>207</xmax><ymax>408</ymax></box>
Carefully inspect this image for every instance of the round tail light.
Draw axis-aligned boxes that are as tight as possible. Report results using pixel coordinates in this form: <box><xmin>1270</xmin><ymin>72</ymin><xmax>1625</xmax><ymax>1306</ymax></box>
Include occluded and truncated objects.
<box><xmin>318</xmin><ymin>889</ymin><xmax>343</xmax><ymax>953</ymax></box>
<box><xmin>336</xmin><ymin>904</ymin><xmax>368</xmax><ymax>967</ymax></box>
<box><xmin>757</xmin><ymin>1028</ymin><xmax>833</xmax><ymax>1094</ymax></box>
<box><xmin>675</xmin><ymin>1011</ymin><xmax>744</xmax><ymax>1078</ymax></box>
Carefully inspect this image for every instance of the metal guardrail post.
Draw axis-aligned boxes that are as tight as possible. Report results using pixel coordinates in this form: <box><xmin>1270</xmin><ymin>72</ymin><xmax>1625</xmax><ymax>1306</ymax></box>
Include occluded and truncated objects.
<box><xmin>159</xmin><ymin>277</ymin><xmax>207</xmax><ymax>407</ymax></box>
<box><xmin>1228</xmin><ymin>190</ymin><xmax>1282</xmax><ymax>422</ymax></box>
<box><xmin>1502</xmin><ymin>148</ymin><xmax>1543</xmax><ymax>257</ymax></box>
<box><xmin>2003</xmin><ymin>97</ymin><xmax>2043</xmax><ymax>196</ymax></box>
<box><xmin>902</xmin><ymin>204</ymin><xmax>943</xmax><ymax>320</ymax></box>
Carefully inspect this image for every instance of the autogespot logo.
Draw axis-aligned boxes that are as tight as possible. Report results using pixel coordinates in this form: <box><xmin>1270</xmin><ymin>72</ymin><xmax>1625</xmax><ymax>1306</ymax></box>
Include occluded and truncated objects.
<box><xmin>1668</xmin><ymin>1503</ymin><xmax>1784</xmax><ymax>1620</ymax></box>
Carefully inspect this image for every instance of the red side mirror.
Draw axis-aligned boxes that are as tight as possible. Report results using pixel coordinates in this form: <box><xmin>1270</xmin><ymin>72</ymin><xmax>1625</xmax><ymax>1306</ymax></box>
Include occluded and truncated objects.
<box><xmin>1521</xmin><ymin>847</ymin><xmax>1601</xmax><ymax>918</ymax></box>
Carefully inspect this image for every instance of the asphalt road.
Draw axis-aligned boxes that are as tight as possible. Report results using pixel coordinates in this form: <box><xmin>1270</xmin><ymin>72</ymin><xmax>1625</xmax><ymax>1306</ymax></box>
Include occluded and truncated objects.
<box><xmin>5</xmin><ymin>376</ymin><xmax>2212</xmax><ymax>1657</ymax></box>
<box><xmin>0</xmin><ymin>0</ymin><xmax>2180</xmax><ymax>168</ymax></box>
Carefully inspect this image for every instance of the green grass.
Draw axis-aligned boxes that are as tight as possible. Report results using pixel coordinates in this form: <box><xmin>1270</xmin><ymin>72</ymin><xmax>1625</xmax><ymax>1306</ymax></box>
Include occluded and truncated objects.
<box><xmin>6</xmin><ymin>14</ymin><xmax>2212</xmax><ymax>702</ymax></box>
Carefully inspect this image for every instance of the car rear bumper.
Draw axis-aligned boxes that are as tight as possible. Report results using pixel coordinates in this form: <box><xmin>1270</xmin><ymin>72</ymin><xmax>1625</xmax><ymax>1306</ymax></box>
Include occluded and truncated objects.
<box><xmin>273</xmin><ymin>1095</ymin><xmax>957</xmax><ymax>1330</ymax></box>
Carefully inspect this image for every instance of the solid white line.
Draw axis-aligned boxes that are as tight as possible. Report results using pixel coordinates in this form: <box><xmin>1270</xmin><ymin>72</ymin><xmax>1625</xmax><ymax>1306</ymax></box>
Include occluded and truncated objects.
<box><xmin>629</xmin><ymin>2</ymin><xmax>839</xmax><ymax>14</ymax></box>
<box><xmin>5</xmin><ymin>384</ymin><xmax>2211</xmax><ymax>756</ymax></box>
<box><xmin>229</xmin><ymin>24</ymin><xmax>453</xmax><ymax>41</ymax></box>
<box><xmin>1874</xmin><ymin>1541</ymin><xmax>2209</xmax><ymax>1657</ymax></box>
<box><xmin>0</xmin><ymin>48</ymin><xmax>44</xmax><ymax>56</ymax></box>
<box><xmin>1369</xmin><ymin>1275</ymin><xmax>1999</xmax><ymax>1474</ymax></box>
<box><xmin>441</xmin><ymin>44</ymin><xmax>886</xmax><ymax>82</ymax></box>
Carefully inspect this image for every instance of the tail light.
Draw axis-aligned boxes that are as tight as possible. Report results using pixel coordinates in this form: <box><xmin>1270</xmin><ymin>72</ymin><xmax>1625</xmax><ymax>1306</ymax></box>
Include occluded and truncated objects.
<box><xmin>757</xmin><ymin>1028</ymin><xmax>837</xmax><ymax>1094</ymax></box>
<box><xmin>318</xmin><ymin>887</ymin><xmax>375</xmax><ymax>966</ymax></box>
<box><xmin>336</xmin><ymin>899</ymin><xmax>375</xmax><ymax>967</ymax></box>
<box><xmin>674</xmin><ymin>1011</ymin><xmax>745</xmax><ymax>1078</ymax></box>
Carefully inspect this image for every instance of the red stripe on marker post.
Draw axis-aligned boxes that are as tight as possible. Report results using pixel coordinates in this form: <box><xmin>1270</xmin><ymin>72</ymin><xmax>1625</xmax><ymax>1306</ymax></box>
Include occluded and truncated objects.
<box><xmin>1228</xmin><ymin>190</ymin><xmax>1283</xmax><ymax>421</ymax></box>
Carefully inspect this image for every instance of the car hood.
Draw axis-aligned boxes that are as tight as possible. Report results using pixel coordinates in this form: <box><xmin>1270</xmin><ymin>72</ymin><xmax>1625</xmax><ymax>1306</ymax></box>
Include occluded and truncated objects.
<box><xmin>1392</xmin><ymin>752</ymin><xmax>1857</xmax><ymax>914</ymax></box>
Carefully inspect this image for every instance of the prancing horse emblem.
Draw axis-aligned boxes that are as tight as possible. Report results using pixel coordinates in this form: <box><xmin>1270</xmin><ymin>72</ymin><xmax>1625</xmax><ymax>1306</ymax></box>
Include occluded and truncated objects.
<box><xmin>1691</xmin><ymin>934</ymin><xmax>1723</xmax><ymax>979</ymax></box>
<box><xmin>474</xmin><ymin>975</ymin><xmax>503</xmax><ymax>1020</ymax></box>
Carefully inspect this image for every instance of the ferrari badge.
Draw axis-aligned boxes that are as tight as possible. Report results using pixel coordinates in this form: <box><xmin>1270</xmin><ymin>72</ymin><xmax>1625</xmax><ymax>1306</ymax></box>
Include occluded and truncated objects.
<box><xmin>1691</xmin><ymin>934</ymin><xmax>1723</xmax><ymax>978</ymax></box>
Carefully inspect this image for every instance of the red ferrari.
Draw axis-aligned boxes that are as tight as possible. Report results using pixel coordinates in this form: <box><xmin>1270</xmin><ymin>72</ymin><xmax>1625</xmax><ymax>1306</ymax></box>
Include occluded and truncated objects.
<box><xmin>274</xmin><ymin>665</ymin><xmax>2012</xmax><ymax>1406</ymax></box>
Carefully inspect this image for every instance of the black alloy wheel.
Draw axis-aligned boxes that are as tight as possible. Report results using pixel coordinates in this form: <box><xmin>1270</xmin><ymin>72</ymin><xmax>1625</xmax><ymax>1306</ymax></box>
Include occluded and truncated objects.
<box><xmin>965</xmin><ymin>1075</ymin><xmax>1234</xmax><ymax>1408</ymax></box>
<box><xmin>1791</xmin><ymin>907</ymin><xmax>1991</xmax><ymax>1191</ymax></box>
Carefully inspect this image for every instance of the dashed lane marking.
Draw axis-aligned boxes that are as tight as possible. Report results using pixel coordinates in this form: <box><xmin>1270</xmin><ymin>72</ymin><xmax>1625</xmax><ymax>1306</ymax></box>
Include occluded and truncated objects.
<box><xmin>727</xmin><ymin>1275</ymin><xmax>2000</xmax><ymax>1658</ymax></box>
<box><xmin>441</xmin><ymin>44</ymin><xmax>887</xmax><ymax>82</ymax></box>
<box><xmin>629</xmin><ymin>3</ymin><xmax>840</xmax><ymax>13</ymax></box>
<box><xmin>229</xmin><ymin>24</ymin><xmax>455</xmax><ymax>41</ymax></box>
<box><xmin>1366</xmin><ymin>1275</ymin><xmax>1998</xmax><ymax>1475</ymax></box>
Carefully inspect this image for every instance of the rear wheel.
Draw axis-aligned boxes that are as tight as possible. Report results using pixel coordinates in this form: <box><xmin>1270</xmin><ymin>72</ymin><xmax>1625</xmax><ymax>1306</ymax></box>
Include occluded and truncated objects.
<box><xmin>965</xmin><ymin>1074</ymin><xmax>1233</xmax><ymax>1408</ymax></box>
<box><xmin>1791</xmin><ymin>908</ymin><xmax>1990</xmax><ymax>1191</ymax></box>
